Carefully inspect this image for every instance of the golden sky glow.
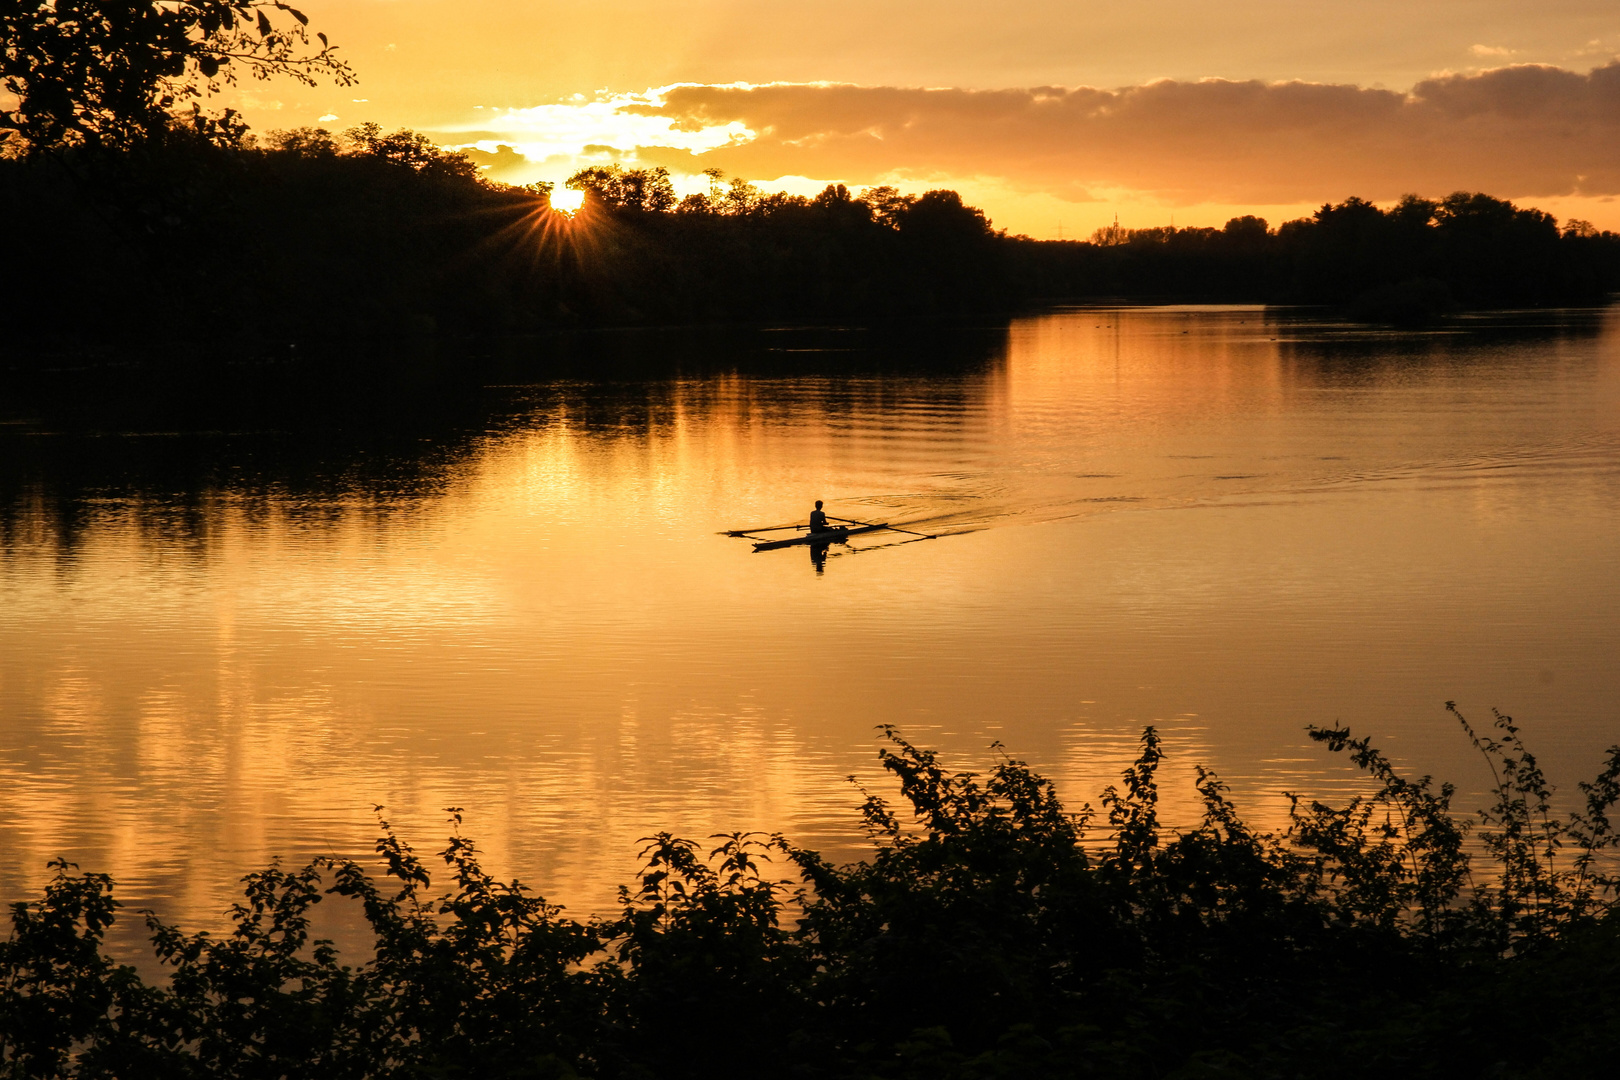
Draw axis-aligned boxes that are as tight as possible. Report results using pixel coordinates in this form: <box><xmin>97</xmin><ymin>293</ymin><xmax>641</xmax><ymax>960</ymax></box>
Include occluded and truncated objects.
<box><xmin>221</xmin><ymin>2</ymin><xmax>1620</xmax><ymax>235</ymax></box>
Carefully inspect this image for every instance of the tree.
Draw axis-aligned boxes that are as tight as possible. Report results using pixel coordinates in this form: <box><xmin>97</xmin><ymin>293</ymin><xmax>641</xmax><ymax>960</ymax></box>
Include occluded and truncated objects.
<box><xmin>901</xmin><ymin>188</ymin><xmax>992</xmax><ymax>239</ymax></box>
<box><xmin>342</xmin><ymin>121</ymin><xmax>480</xmax><ymax>179</ymax></box>
<box><xmin>1222</xmin><ymin>214</ymin><xmax>1269</xmax><ymax>242</ymax></box>
<box><xmin>1388</xmin><ymin>193</ymin><xmax>1438</xmax><ymax>230</ymax></box>
<box><xmin>261</xmin><ymin>123</ymin><xmax>336</xmax><ymax>156</ymax></box>
<box><xmin>0</xmin><ymin>1</ymin><xmax>352</xmax><ymax>156</ymax></box>
<box><xmin>565</xmin><ymin>163</ymin><xmax>677</xmax><ymax>213</ymax></box>
<box><xmin>859</xmin><ymin>184</ymin><xmax>914</xmax><ymax>229</ymax></box>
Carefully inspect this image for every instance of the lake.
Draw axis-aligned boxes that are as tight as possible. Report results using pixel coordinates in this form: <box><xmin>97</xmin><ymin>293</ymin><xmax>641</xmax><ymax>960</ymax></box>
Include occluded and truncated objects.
<box><xmin>3</xmin><ymin>304</ymin><xmax>1618</xmax><ymax>938</ymax></box>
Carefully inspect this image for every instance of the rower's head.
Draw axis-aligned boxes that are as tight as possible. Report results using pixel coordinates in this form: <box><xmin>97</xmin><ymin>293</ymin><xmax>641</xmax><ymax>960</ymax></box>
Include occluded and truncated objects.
<box><xmin>815</xmin><ymin>500</ymin><xmax>823</xmax><ymax>509</ymax></box>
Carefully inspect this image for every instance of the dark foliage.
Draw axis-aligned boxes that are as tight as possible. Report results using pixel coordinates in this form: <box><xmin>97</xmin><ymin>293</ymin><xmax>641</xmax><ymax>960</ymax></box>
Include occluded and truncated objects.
<box><xmin>0</xmin><ymin>138</ymin><xmax>1014</xmax><ymax>354</ymax></box>
<box><xmin>1</xmin><ymin>1</ymin><xmax>351</xmax><ymax>156</ymax></box>
<box><xmin>1016</xmin><ymin>194</ymin><xmax>1620</xmax><ymax>319</ymax></box>
<box><xmin>6</xmin><ymin>128</ymin><xmax>1619</xmax><ymax>358</ymax></box>
<box><xmin>4</xmin><ymin>708</ymin><xmax>1618</xmax><ymax>1078</ymax></box>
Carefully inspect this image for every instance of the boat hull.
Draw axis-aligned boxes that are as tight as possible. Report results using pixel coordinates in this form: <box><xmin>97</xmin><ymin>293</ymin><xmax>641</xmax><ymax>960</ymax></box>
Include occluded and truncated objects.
<box><xmin>752</xmin><ymin>524</ymin><xmax>888</xmax><ymax>551</ymax></box>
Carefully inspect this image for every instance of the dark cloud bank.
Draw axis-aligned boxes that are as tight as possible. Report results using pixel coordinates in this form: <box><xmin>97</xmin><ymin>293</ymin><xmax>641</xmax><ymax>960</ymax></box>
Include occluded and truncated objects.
<box><xmin>631</xmin><ymin>63</ymin><xmax>1620</xmax><ymax>204</ymax></box>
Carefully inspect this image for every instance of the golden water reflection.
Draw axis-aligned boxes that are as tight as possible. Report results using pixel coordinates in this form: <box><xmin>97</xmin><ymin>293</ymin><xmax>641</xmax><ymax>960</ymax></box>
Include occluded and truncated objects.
<box><xmin>3</xmin><ymin>307</ymin><xmax>1618</xmax><ymax>945</ymax></box>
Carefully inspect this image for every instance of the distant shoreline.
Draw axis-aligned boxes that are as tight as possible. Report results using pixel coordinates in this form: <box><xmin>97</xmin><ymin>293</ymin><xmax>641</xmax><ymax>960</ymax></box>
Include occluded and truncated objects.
<box><xmin>5</xmin><ymin>142</ymin><xmax>1619</xmax><ymax>362</ymax></box>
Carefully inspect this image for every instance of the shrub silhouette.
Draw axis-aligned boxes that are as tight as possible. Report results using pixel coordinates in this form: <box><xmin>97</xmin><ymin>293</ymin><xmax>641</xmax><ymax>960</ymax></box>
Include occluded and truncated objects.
<box><xmin>3</xmin><ymin>708</ymin><xmax>1619</xmax><ymax>1077</ymax></box>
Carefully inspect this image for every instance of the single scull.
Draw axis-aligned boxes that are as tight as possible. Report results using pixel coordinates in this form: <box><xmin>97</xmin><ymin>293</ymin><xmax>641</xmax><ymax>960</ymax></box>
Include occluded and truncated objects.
<box><xmin>751</xmin><ymin>523</ymin><xmax>890</xmax><ymax>551</ymax></box>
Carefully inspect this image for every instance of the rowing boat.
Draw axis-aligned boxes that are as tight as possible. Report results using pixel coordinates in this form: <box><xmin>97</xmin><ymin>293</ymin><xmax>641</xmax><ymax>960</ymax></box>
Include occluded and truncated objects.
<box><xmin>751</xmin><ymin>523</ymin><xmax>889</xmax><ymax>551</ymax></box>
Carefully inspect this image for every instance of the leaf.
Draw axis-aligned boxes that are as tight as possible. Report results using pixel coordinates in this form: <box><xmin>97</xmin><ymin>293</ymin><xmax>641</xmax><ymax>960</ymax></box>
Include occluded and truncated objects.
<box><xmin>257</xmin><ymin>10</ymin><xmax>272</xmax><ymax>35</ymax></box>
<box><xmin>317</xmin><ymin>31</ymin><xmax>327</xmax><ymax>47</ymax></box>
<box><xmin>288</xmin><ymin>6</ymin><xmax>309</xmax><ymax>25</ymax></box>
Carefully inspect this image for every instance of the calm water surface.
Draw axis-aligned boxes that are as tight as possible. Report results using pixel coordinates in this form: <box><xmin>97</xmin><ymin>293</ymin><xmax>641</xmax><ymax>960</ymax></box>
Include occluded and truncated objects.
<box><xmin>3</xmin><ymin>305</ymin><xmax>1619</xmax><ymax>935</ymax></box>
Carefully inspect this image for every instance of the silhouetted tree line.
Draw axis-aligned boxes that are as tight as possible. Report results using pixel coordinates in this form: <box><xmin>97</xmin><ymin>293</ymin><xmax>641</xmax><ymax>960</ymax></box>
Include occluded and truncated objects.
<box><xmin>4</xmin><ymin>708</ymin><xmax>1619</xmax><ymax>1078</ymax></box>
<box><xmin>1014</xmin><ymin>196</ymin><xmax>1620</xmax><ymax>319</ymax></box>
<box><xmin>1</xmin><ymin>138</ymin><xmax>1016</xmax><ymax>350</ymax></box>
<box><xmin>7</xmin><ymin>135</ymin><xmax>1618</xmax><ymax>354</ymax></box>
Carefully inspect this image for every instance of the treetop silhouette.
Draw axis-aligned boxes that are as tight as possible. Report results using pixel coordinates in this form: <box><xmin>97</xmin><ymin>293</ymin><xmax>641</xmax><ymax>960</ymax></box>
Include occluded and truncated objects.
<box><xmin>1</xmin><ymin>0</ymin><xmax>352</xmax><ymax>156</ymax></box>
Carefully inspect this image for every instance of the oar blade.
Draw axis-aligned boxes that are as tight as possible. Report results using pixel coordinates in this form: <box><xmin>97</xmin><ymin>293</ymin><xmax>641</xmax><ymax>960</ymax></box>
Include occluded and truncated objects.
<box><xmin>723</xmin><ymin>522</ymin><xmax>805</xmax><ymax>536</ymax></box>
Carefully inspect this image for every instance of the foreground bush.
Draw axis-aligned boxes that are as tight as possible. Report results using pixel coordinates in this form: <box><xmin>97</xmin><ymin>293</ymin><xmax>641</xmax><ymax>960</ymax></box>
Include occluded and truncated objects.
<box><xmin>4</xmin><ymin>705</ymin><xmax>1618</xmax><ymax>1078</ymax></box>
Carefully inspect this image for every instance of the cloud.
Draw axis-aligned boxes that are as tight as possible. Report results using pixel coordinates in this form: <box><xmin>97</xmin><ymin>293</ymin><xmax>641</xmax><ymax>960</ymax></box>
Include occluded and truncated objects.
<box><xmin>461</xmin><ymin>143</ymin><xmax>531</xmax><ymax>175</ymax></box>
<box><xmin>438</xmin><ymin>90</ymin><xmax>752</xmax><ymax>168</ymax></box>
<box><xmin>619</xmin><ymin>63</ymin><xmax>1620</xmax><ymax>204</ymax></box>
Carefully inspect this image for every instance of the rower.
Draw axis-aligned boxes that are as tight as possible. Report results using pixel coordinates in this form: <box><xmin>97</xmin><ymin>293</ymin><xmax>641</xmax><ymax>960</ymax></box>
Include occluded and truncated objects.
<box><xmin>809</xmin><ymin>500</ymin><xmax>835</xmax><ymax>534</ymax></box>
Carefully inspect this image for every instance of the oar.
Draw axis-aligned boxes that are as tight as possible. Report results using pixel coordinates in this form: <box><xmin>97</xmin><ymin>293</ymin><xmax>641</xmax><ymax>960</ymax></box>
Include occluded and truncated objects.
<box><xmin>723</xmin><ymin>522</ymin><xmax>806</xmax><ymax>536</ymax></box>
<box><xmin>828</xmin><ymin>515</ymin><xmax>937</xmax><ymax>540</ymax></box>
<box><xmin>836</xmin><ymin>534</ymin><xmax>937</xmax><ymax>555</ymax></box>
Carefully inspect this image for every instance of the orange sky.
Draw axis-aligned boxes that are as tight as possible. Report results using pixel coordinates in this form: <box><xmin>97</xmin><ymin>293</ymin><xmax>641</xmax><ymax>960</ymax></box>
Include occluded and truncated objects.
<box><xmin>223</xmin><ymin>1</ymin><xmax>1620</xmax><ymax>236</ymax></box>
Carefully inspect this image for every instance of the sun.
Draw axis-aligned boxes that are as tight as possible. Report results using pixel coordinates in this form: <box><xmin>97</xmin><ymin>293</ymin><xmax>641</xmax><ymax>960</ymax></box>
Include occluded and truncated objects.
<box><xmin>550</xmin><ymin>187</ymin><xmax>585</xmax><ymax>215</ymax></box>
